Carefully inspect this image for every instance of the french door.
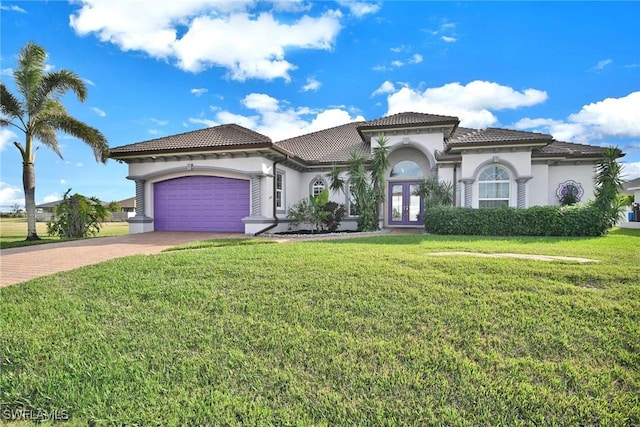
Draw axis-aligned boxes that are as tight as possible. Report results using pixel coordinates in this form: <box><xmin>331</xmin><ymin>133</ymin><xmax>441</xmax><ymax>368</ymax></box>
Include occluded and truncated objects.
<box><xmin>388</xmin><ymin>181</ymin><xmax>423</xmax><ymax>226</ymax></box>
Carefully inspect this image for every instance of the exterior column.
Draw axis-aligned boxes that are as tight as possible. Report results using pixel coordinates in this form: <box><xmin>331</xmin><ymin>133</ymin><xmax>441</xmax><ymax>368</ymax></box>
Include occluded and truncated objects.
<box><xmin>135</xmin><ymin>179</ymin><xmax>146</xmax><ymax>217</ymax></box>
<box><xmin>250</xmin><ymin>175</ymin><xmax>261</xmax><ymax>215</ymax></box>
<box><xmin>460</xmin><ymin>178</ymin><xmax>474</xmax><ymax>207</ymax></box>
<box><xmin>516</xmin><ymin>177</ymin><xmax>532</xmax><ymax>208</ymax></box>
<box><xmin>127</xmin><ymin>178</ymin><xmax>153</xmax><ymax>233</ymax></box>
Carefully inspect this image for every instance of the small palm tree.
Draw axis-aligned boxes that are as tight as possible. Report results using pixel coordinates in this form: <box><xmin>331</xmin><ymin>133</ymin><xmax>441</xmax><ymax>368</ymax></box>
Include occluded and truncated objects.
<box><xmin>593</xmin><ymin>146</ymin><xmax>624</xmax><ymax>228</ymax></box>
<box><xmin>328</xmin><ymin>133</ymin><xmax>390</xmax><ymax>231</ymax></box>
<box><xmin>1</xmin><ymin>41</ymin><xmax>108</xmax><ymax>240</ymax></box>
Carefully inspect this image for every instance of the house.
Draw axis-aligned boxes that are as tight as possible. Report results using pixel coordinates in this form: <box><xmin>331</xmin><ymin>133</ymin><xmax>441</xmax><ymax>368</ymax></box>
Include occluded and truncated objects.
<box><xmin>109</xmin><ymin>112</ymin><xmax>616</xmax><ymax>234</ymax></box>
<box><xmin>35</xmin><ymin>200</ymin><xmax>61</xmax><ymax>222</ymax></box>
<box><xmin>621</xmin><ymin>177</ymin><xmax>640</xmax><ymax>228</ymax></box>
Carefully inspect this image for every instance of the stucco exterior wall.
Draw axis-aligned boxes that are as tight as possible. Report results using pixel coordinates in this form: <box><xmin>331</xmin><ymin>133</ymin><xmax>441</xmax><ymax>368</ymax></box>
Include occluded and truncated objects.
<box><xmin>547</xmin><ymin>163</ymin><xmax>597</xmax><ymax>205</ymax></box>
<box><xmin>459</xmin><ymin>151</ymin><xmax>532</xmax><ymax>208</ymax></box>
<box><xmin>529</xmin><ymin>163</ymin><xmax>550</xmax><ymax>206</ymax></box>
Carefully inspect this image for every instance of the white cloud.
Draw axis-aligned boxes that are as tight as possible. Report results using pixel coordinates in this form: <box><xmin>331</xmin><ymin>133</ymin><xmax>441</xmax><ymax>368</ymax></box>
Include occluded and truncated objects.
<box><xmin>385</xmin><ymin>80</ymin><xmax>548</xmax><ymax>128</ymax></box>
<box><xmin>83</xmin><ymin>78</ymin><xmax>96</xmax><ymax>86</ymax></box>
<box><xmin>70</xmin><ymin>1</ymin><xmax>342</xmax><ymax>81</ymax></box>
<box><xmin>622</xmin><ymin>162</ymin><xmax>640</xmax><ymax>180</ymax></box>
<box><xmin>335</xmin><ymin>0</ymin><xmax>380</xmax><ymax>17</ymax></box>
<box><xmin>43</xmin><ymin>193</ymin><xmax>60</xmax><ymax>203</ymax></box>
<box><xmin>375</xmin><ymin>54</ymin><xmax>424</xmax><ymax>71</ymax></box>
<box><xmin>390</xmin><ymin>45</ymin><xmax>409</xmax><ymax>53</ymax></box>
<box><xmin>0</xmin><ymin>182</ymin><xmax>23</xmax><ymax>208</ymax></box>
<box><xmin>148</xmin><ymin>129</ymin><xmax>160</xmax><ymax>135</ymax></box>
<box><xmin>409</xmin><ymin>54</ymin><xmax>423</xmax><ymax>64</ymax></box>
<box><xmin>0</xmin><ymin>5</ymin><xmax>26</xmax><ymax>13</ymax></box>
<box><xmin>188</xmin><ymin>118</ymin><xmax>219</xmax><ymax>128</ymax></box>
<box><xmin>150</xmin><ymin>118</ymin><xmax>169</xmax><ymax>126</ymax></box>
<box><xmin>92</xmin><ymin>107</ymin><xmax>106</xmax><ymax>117</ymax></box>
<box><xmin>2</xmin><ymin>67</ymin><xmax>14</xmax><ymax>76</ymax></box>
<box><xmin>191</xmin><ymin>88</ymin><xmax>208</xmax><ymax>97</ymax></box>
<box><xmin>0</xmin><ymin>128</ymin><xmax>18</xmax><ymax>151</ymax></box>
<box><xmin>76</xmin><ymin>162</ymin><xmax>84</xmax><ymax>167</ymax></box>
<box><xmin>302</xmin><ymin>77</ymin><xmax>321</xmax><ymax>92</ymax></box>
<box><xmin>371</xmin><ymin>80</ymin><xmax>395</xmax><ymax>97</ymax></box>
<box><xmin>592</xmin><ymin>58</ymin><xmax>613</xmax><ymax>71</ymax></box>
<box><xmin>516</xmin><ymin>91</ymin><xmax>640</xmax><ymax>142</ymax></box>
<box><xmin>425</xmin><ymin>20</ymin><xmax>457</xmax><ymax>42</ymax></box>
<box><xmin>60</xmin><ymin>179</ymin><xmax>66</xmax><ymax>185</ymax></box>
<box><xmin>192</xmin><ymin>92</ymin><xmax>364</xmax><ymax>141</ymax></box>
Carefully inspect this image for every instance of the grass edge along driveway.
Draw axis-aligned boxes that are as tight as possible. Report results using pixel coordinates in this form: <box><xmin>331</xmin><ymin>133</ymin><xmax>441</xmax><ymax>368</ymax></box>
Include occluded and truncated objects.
<box><xmin>1</xmin><ymin>231</ymin><xmax>639</xmax><ymax>425</ymax></box>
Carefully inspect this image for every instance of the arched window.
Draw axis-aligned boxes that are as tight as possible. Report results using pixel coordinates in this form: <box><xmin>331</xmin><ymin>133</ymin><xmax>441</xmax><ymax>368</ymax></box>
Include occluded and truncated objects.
<box><xmin>478</xmin><ymin>165</ymin><xmax>510</xmax><ymax>208</ymax></box>
<box><xmin>311</xmin><ymin>178</ymin><xmax>326</xmax><ymax>197</ymax></box>
<box><xmin>390</xmin><ymin>160</ymin><xmax>422</xmax><ymax>178</ymax></box>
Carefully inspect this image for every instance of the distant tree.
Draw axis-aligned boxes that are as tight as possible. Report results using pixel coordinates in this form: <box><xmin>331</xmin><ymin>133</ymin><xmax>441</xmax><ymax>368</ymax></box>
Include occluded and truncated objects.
<box><xmin>0</xmin><ymin>41</ymin><xmax>108</xmax><ymax>241</ymax></box>
<box><xmin>107</xmin><ymin>201</ymin><xmax>122</xmax><ymax>212</ymax></box>
<box><xmin>10</xmin><ymin>203</ymin><xmax>25</xmax><ymax>218</ymax></box>
<box><xmin>47</xmin><ymin>189</ymin><xmax>110</xmax><ymax>238</ymax></box>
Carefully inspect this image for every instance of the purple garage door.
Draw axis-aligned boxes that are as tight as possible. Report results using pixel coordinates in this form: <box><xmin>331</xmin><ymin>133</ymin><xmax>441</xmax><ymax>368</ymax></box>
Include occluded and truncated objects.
<box><xmin>154</xmin><ymin>176</ymin><xmax>249</xmax><ymax>232</ymax></box>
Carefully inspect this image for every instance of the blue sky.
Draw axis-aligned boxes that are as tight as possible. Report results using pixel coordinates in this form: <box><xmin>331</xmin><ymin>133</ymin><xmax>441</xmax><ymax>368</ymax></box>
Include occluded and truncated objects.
<box><xmin>1</xmin><ymin>1</ymin><xmax>639</xmax><ymax>210</ymax></box>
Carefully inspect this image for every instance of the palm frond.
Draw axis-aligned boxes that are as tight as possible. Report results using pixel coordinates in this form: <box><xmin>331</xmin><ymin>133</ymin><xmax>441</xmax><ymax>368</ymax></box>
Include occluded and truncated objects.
<box><xmin>32</xmin><ymin>125</ymin><xmax>61</xmax><ymax>158</ymax></box>
<box><xmin>36</xmin><ymin>70</ymin><xmax>88</xmax><ymax>107</ymax></box>
<box><xmin>40</xmin><ymin>114</ymin><xmax>109</xmax><ymax>162</ymax></box>
<box><xmin>15</xmin><ymin>42</ymin><xmax>47</xmax><ymax>115</ymax></box>
<box><xmin>327</xmin><ymin>164</ymin><xmax>345</xmax><ymax>194</ymax></box>
<box><xmin>0</xmin><ymin>84</ymin><xmax>26</xmax><ymax>130</ymax></box>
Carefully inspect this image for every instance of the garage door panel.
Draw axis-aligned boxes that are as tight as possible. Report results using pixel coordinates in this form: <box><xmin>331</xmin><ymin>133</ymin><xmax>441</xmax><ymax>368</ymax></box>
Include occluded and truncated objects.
<box><xmin>154</xmin><ymin>176</ymin><xmax>249</xmax><ymax>232</ymax></box>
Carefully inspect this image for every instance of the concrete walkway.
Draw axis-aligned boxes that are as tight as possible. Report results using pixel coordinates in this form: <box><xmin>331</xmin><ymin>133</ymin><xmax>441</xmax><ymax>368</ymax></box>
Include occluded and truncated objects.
<box><xmin>0</xmin><ymin>232</ymin><xmax>245</xmax><ymax>288</ymax></box>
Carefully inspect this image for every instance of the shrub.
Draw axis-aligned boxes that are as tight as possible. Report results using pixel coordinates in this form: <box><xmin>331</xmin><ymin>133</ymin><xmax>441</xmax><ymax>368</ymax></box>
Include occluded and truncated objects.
<box><xmin>47</xmin><ymin>189</ymin><xmax>110</xmax><ymax>238</ymax></box>
<box><xmin>423</xmin><ymin>204</ymin><xmax>609</xmax><ymax>237</ymax></box>
<box><xmin>286</xmin><ymin>190</ymin><xmax>345</xmax><ymax>232</ymax></box>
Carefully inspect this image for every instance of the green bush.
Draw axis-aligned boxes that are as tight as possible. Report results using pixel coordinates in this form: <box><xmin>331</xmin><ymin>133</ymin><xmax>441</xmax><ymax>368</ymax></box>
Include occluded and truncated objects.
<box><xmin>423</xmin><ymin>205</ymin><xmax>609</xmax><ymax>237</ymax></box>
<box><xmin>47</xmin><ymin>189</ymin><xmax>110</xmax><ymax>238</ymax></box>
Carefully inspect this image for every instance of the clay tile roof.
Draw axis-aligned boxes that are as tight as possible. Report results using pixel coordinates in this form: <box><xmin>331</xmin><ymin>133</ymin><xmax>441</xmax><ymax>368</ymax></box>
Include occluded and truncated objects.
<box><xmin>532</xmin><ymin>140</ymin><xmax>607</xmax><ymax>157</ymax></box>
<box><xmin>275</xmin><ymin>121</ymin><xmax>369</xmax><ymax>163</ymax></box>
<box><xmin>110</xmin><ymin>124</ymin><xmax>272</xmax><ymax>156</ymax></box>
<box><xmin>359</xmin><ymin>112</ymin><xmax>459</xmax><ymax>129</ymax></box>
<box><xmin>448</xmin><ymin>127</ymin><xmax>553</xmax><ymax>146</ymax></box>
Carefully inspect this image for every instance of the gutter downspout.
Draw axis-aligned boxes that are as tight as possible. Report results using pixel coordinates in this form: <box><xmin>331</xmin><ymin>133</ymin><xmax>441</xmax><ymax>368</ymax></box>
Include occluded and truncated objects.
<box><xmin>254</xmin><ymin>158</ymin><xmax>283</xmax><ymax>236</ymax></box>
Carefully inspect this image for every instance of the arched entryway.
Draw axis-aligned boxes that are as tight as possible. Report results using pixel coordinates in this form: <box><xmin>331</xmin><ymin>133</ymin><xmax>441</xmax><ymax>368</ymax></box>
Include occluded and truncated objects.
<box><xmin>386</xmin><ymin>147</ymin><xmax>433</xmax><ymax>227</ymax></box>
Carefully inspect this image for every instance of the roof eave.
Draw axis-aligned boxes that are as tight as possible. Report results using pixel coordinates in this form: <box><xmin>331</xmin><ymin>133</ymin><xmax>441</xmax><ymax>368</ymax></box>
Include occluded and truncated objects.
<box><xmin>447</xmin><ymin>140</ymin><xmax>551</xmax><ymax>153</ymax></box>
<box><xmin>109</xmin><ymin>142</ymin><xmax>282</xmax><ymax>160</ymax></box>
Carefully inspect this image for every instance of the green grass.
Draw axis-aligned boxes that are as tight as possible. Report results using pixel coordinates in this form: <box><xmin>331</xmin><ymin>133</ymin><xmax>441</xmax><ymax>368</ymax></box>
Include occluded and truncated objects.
<box><xmin>1</xmin><ymin>232</ymin><xmax>639</xmax><ymax>425</ymax></box>
<box><xmin>0</xmin><ymin>218</ymin><xmax>129</xmax><ymax>249</ymax></box>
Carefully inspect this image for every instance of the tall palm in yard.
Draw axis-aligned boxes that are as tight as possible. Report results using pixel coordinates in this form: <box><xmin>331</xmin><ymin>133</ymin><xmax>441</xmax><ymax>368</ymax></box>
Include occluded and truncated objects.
<box><xmin>0</xmin><ymin>42</ymin><xmax>108</xmax><ymax>240</ymax></box>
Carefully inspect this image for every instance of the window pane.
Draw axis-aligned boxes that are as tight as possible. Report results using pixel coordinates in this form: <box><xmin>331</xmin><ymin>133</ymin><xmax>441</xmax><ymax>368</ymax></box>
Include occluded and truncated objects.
<box><xmin>391</xmin><ymin>160</ymin><xmax>422</xmax><ymax>177</ymax></box>
<box><xmin>312</xmin><ymin>179</ymin><xmax>325</xmax><ymax>196</ymax></box>
<box><xmin>479</xmin><ymin>200</ymin><xmax>509</xmax><ymax>208</ymax></box>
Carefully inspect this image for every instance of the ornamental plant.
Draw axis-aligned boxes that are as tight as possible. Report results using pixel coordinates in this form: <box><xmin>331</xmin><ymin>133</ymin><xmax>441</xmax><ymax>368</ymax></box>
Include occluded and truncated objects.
<box><xmin>47</xmin><ymin>189</ymin><xmax>110</xmax><ymax>238</ymax></box>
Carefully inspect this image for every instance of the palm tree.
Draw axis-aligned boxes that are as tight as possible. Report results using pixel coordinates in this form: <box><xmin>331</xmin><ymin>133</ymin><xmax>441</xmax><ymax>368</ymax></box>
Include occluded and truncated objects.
<box><xmin>327</xmin><ymin>133</ymin><xmax>390</xmax><ymax>231</ymax></box>
<box><xmin>1</xmin><ymin>42</ymin><xmax>108</xmax><ymax>240</ymax></box>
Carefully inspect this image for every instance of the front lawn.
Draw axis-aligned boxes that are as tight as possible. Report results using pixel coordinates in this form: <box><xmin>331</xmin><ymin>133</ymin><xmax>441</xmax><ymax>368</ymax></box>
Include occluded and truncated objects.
<box><xmin>0</xmin><ymin>218</ymin><xmax>129</xmax><ymax>249</ymax></box>
<box><xmin>1</xmin><ymin>232</ymin><xmax>639</xmax><ymax>425</ymax></box>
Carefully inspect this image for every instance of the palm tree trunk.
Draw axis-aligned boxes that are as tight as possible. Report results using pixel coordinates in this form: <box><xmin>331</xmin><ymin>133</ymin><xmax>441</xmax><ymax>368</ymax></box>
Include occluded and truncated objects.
<box><xmin>23</xmin><ymin>161</ymin><xmax>40</xmax><ymax>240</ymax></box>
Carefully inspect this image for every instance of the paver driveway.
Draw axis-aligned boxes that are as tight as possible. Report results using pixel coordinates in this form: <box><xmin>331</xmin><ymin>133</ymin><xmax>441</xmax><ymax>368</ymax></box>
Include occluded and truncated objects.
<box><xmin>0</xmin><ymin>232</ymin><xmax>244</xmax><ymax>287</ymax></box>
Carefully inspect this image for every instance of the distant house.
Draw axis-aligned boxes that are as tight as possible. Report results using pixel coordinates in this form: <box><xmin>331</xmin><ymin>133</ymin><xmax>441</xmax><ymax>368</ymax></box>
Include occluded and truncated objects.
<box><xmin>622</xmin><ymin>177</ymin><xmax>640</xmax><ymax>228</ymax></box>
<box><xmin>110</xmin><ymin>112</ymin><xmax>620</xmax><ymax>235</ymax></box>
<box><xmin>35</xmin><ymin>200</ymin><xmax>61</xmax><ymax>222</ymax></box>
